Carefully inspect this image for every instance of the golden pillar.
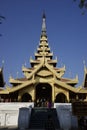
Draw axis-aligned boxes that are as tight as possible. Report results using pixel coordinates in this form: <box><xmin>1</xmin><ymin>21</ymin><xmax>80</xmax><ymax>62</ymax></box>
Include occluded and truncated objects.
<box><xmin>66</xmin><ymin>92</ymin><xmax>69</xmax><ymax>103</ymax></box>
<box><xmin>18</xmin><ymin>95</ymin><xmax>21</xmax><ymax>102</ymax></box>
<box><xmin>52</xmin><ymin>84</ymin><xmax>55</xmax><ymax>103</ymax></box>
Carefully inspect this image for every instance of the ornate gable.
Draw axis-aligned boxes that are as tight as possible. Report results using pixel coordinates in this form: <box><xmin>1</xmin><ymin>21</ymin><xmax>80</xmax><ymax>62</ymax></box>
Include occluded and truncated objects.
<box><xmin>36</xmin><ymin>67</ymin><xmax>53</xmax><ymax>77</ymax></box>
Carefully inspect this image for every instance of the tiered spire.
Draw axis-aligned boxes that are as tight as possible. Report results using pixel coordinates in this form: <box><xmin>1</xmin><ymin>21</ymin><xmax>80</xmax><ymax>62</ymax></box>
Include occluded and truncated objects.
<box><xmin>30</xmin><ymin>13</ymin><xmax>57</xmax><ymax>68</ymax></box>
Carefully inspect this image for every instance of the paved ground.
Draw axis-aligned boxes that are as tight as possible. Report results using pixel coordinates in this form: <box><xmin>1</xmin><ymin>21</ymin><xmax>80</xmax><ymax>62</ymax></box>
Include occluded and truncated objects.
<box><xmin>0</xmin><ymin>128</ymin><xmax>80</xmax><ymax>130</ymax></box>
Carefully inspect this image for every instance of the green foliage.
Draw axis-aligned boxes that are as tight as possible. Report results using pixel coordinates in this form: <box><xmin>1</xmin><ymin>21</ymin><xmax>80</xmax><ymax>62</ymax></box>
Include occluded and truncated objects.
<box><xmin>80</xmin><ymin>0</ymin><xmax>87</xmax><ymax>9</ymax></box>
<box><xmin>73</xmin><ymin>0</ymin><xmax>87</xmax><ymax>15</ymax></box>
<box><xmin>74</xmin><ymin>0</ymin><xmax>87</xmax><ymax>9</ymax></box>
<box><xmin>0</xmin><ymin>15</ymin><xmax>5</xmax><ymax>24</ymax></box>
<box><xmin>0</xmin><ymin>15</ymin><xmax>5</xmax><ymax>36</ymax></box>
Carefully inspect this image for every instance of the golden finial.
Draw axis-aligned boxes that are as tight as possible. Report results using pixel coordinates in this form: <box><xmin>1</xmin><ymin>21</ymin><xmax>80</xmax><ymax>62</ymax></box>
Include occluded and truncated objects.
<box><xmin>2</xmin><ymin>60</ymin><xmax>4</xmax><ymax>68</ymax></box>
<box><xmin>83</xmin><ymin>60</ymin><xmax>86</xmax><ymax>72</ymax></box>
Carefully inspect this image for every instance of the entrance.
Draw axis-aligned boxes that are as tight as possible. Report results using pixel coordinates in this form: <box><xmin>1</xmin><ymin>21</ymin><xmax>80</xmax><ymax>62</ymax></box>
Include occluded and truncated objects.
<box><xmin>35</xmin><ymin>83</ymin><xmax>52</xmax><ymax>107</ymax></box>
<box><xmin>55</xmin><ymin>93</ymin><xmax>67</xmax><ymax>103</ymax></box>
<box><xmin>21</xmin><ymin>93</ymin><xmax>32</xmax><ymax>102</ymax></box>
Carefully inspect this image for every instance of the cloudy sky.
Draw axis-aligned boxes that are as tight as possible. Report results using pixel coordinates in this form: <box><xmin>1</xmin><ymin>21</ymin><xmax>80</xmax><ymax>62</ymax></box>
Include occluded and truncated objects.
<box><xmin>0</xmin><ymin>0</ymin><xmax>87</xmax><ymax>86</ymax></box>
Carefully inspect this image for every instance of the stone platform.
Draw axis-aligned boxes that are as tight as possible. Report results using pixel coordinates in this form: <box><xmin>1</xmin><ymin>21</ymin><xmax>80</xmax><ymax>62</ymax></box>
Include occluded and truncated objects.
<box><xmin>0</xmin><ymin>103</ymin><xmax>79</xmax><ymax>130</ymax></box>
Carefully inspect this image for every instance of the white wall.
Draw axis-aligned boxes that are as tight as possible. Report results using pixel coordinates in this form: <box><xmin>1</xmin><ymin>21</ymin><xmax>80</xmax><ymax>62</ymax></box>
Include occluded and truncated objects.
<box><xmin>54</xmin><ymin>103</ymin><xmax>78</xmax><ymax>130</ymax></box>
<box><xmin>0</xmin><ymin>102</ymin><xmax>34</xmax><ymax>128</ymax></box>
<box><xmin>0</xmin><ymin>102</ymin><xmax>78</xmax><ymax>129</ymax></box>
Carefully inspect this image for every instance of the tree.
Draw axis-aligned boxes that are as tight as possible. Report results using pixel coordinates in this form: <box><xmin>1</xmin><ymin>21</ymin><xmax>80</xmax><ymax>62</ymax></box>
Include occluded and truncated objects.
<box><xmin>0</xmin><ymin>15</ymin><xmax>5</xmax><ymax>36</ymax></box>
<box><xmin>73</xmin><ymin>0</ymin><xmax>87</xmax><ymax>15</ymax></box>
<box><xmin>0</xmin><ymin>15</ymin><xmax>5</xmax><ymax>24</ymax></box>
<box><xmin>79</xmin><ymin>0</ymin><xmax>87</xmax><ymax>9</ymax></box>
<box><xmin>74</xmin><ymin>0</ymin><xmax>87</xmax><ymax>8</ymax></box>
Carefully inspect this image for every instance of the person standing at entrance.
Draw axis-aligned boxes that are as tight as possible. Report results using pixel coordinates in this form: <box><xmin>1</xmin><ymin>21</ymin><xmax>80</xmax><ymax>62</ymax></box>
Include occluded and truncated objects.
<box><xmin>48</xmin><ymin>100</ymin><xmax>52</xmax><ymax>108</ymax></box>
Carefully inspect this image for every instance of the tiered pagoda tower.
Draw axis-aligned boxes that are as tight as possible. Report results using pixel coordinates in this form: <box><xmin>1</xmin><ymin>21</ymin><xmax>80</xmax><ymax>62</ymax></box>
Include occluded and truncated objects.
<box><xmin>0</xmin><ymin>14</ymin><xmax>87</xmax><ymax>104</ymax></box>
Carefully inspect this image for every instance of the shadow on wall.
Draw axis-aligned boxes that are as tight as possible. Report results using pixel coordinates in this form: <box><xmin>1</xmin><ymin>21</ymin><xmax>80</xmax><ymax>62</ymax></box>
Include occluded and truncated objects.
<box><xmin>18</xmin><ymin>107</ymin><xmax>32</xmax><ymax>129</ymax></box>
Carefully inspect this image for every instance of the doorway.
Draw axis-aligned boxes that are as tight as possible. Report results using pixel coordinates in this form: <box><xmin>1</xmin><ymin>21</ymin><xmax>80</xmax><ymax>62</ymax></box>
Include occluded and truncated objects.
<box><xmin>21</xmin><ymin>93</ymin><xmax>32</xmax><ymax>102</ymax></box>
<box><xmin>35</xmin><ymin>83</ymin><xmax>52</xmax><ymax>107</ymax></box>
<box><xmin>55</xmin><ymin>93</ymin><xmax>67</xmax><ymax>103</ymax></box>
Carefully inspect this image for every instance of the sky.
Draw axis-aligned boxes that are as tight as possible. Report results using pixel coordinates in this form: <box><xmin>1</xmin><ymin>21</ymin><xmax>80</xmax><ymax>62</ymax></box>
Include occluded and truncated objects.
<box><xmin>0</xmin><ymin>0</ymin><xmax>87</xmax><ymax>87</ymax></box>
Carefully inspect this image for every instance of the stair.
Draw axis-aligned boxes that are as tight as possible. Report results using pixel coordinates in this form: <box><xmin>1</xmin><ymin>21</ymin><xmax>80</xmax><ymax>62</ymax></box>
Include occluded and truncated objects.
<box><xmin>29</xmin><ymin>108</ymin><xmax>60</xmax><ymax>129</ymax></box>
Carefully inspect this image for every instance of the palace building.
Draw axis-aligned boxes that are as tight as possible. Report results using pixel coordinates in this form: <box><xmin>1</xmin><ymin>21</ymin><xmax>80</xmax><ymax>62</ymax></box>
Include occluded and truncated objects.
<box><xmin>0</xmin><ymin>14</ymin><xmax>87</xmax><ymax>105</ymax></box>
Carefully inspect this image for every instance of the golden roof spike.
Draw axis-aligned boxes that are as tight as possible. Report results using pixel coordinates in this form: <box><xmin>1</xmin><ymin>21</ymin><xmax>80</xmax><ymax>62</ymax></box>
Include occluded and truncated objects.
<box><xmin>42</xmin><ymin>11</ymin><xmax>46</xmax><ymax>19</ymax></box>
<box><xmin>2</xmin><ymin>60</ymin><xmax>4</xmax><ymax>68</ymax></box>
<box><xmin>76</xmin><ymin>74</ymin><xmax>78</xmax><ymax>80</ymax></box>
<box><xmin>83</xmin><ymin>60</ymin><xmax>86</xmax><ymax>72</ymax></box>
<box><xmin>41</xmin><ymin>12</ymin><xmax>46</xmax><ymax>35</ymax></box>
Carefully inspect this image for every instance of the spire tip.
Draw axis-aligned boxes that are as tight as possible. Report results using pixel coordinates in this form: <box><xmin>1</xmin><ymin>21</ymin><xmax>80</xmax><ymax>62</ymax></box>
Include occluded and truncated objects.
<box><xmin>42</xmin><ymin>12</ymin><xmax>46</xmax><ymax>19</ymax></box>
